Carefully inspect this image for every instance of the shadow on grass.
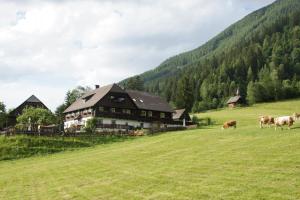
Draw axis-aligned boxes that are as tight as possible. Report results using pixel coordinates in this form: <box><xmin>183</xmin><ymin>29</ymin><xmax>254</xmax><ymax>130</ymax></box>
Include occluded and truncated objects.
<box><xmin>0</xmin><ymin>134</ymin><xmax>137</xmax><ymax>161</ymax></box>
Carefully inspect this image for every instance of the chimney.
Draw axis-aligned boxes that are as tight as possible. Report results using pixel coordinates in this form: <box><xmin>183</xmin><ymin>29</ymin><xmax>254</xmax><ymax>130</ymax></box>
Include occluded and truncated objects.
<box><xmin>95</xmin><ymin>85</ymin><xmax>100</xmax><ymax>89</ymax></box>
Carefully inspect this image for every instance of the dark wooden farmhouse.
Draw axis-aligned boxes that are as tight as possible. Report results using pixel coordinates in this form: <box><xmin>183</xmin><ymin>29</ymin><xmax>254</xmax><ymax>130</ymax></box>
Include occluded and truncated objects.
<box><xmin>63</xmin><ymin>84</ymin><xmax>181</xmax><ymax>131</ymax></box>
<box><xmin>173</xmin><ymin>109</ymin><xmax>191</xmax><ymax>126</ymax></box>
<box><xmin>8</xmin><ymin>95</ymin><xmax>49</xmax><ymax>126</ymax></box>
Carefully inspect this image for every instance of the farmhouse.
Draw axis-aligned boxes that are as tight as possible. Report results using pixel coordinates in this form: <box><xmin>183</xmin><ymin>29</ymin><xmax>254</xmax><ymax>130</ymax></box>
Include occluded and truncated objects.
<box><xmin>8</xmin><ymin>95</ymin><xmax>49</xmax><ymax>126</ymax></box>
<box><xmin>63</xmin><ymin>84</ymin><xmax>180</xmax><ymax>131</ymax></box>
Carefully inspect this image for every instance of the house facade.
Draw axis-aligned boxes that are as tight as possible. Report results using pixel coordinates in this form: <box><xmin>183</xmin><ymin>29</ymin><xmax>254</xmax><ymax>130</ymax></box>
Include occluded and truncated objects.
<box><xmin>63</xmin><ymin>84</ymin><xmax>179</xmax><ymax>131</ymax></box>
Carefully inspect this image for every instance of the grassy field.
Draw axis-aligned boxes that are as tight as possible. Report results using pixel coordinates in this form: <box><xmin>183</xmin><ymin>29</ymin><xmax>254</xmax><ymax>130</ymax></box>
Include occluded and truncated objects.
<box><xmin>0</xmin><ymin>99</ymin><xmax>300</xmax><ymax>199</ymax></box>
<box><xmin>0</xmin><ymin>135</ymin><xmax>135</xmax><ymax>161</ymax></box>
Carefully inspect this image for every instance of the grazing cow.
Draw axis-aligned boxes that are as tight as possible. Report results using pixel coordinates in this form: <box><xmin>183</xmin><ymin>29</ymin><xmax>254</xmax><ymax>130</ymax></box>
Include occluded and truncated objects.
<box><xmin>293</xmin><ymin>112</ymin><xmax>300</xmax><ymax>121</ymax></box>
<box><xmin>259</xmin><ymin>116</ymin><xmax>274</xmax><ymax>128</ymax></box>
<box><xmin>274</xmin><ymin>116</ymin><xmax>294</xmax><ymax>130</ymax></box>
<box><xmin>222</xmin><ymin>120</ymin><xmax>237</xmax><ymax>129</ymax></box>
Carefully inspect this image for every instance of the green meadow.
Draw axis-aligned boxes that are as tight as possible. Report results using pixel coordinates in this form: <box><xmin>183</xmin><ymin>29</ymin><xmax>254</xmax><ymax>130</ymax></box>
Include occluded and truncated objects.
<box><xmin>0</xmin><ymin>99</ymin><xmax>300</xmax><ymax>199</ymax></box>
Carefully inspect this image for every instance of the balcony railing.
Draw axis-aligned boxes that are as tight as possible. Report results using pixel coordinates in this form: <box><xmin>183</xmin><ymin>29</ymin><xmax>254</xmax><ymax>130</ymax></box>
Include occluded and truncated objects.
<box><xmin>96</xmin><ymin>124</ymin><xmax>134</xmax><ymax>130</ymax></box>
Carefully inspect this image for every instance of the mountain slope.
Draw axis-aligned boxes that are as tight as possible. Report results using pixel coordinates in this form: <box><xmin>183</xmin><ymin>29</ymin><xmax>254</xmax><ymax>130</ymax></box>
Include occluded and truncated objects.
<box><xmin>122</xmin><ymin>0</ymin><xmax>300</xmax><ymax>112</ymax></box>
<box><xmin>128</xmin><ymin>0</ymin><xmax>299</xmax><ymax>83</ymax></box>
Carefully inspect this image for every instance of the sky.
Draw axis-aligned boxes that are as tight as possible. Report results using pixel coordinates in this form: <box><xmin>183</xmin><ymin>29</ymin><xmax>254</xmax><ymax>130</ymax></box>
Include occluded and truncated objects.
<box><xmin>0</xmin><ymin>0</ymin><xmax>276</xmax><ymax>111</ymax></box>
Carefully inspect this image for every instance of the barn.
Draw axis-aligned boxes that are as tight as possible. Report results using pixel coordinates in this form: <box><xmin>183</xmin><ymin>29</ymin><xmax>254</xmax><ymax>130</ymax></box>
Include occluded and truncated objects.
<box><xmin>8</xmin><ymin>95</ymin><xmax>49</xmax><ymax>126</ymax></box>
<box><xmin>226</xmin><ymin>95</ymin><xmax>242</xmax><ymax>108</ymax></box>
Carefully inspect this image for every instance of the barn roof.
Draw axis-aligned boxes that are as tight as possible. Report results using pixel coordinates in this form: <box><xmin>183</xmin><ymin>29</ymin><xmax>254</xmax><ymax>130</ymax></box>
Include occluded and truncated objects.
<box><xmin>226</xmin><ymin>96</ymin><xmax>241</xmax><ymax>104</ymax></box>
<box><xmin>126</xmin><ymin>90</ymin><xmax>174</xmax><ymax>113</ymax></box>
<box><xmin>26</xmin><ymin>95</ymin><xmax>43</xmax><ymax>103</ymax></box>
<box><xmin>10</xmin><ymin>95</ymin><xmax>49</xmax><ymax>115</ymax></box>
<box><xmin>63</xmin><ymin>84</ymin><xmax>125</xmax><ymax>113</ymax></box>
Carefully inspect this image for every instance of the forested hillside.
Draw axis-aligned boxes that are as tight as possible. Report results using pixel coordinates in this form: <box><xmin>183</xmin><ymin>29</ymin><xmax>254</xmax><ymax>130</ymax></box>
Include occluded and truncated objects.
<box><xmin>121</xmin><ymin>0</ymin><xmax>300</xmax><ymax>112</ymax></box>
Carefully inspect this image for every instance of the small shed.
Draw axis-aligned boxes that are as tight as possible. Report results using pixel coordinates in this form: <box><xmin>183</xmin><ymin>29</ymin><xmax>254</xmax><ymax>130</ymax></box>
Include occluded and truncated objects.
<box><xmin>173</xmin><ymin>109</ymin><xmax>191</xmax><ymax>127</ymax></box>
<box><xmin>226</xmin><ymin>95</ymin><xmax>241</xmax><ymax>108</ymax></box>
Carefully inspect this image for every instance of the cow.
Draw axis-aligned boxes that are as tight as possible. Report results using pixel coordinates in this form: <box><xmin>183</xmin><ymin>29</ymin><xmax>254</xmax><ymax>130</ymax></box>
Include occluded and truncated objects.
<box><xmin>259</xmin><ymin>116</ymin><xmax>274</xmax><ymax>128</ymax></box>
<box><xmin>274</xmin><ymin>116</ymin><xmax>294</xmax><ymax>130</ymax></box>
<box><xmin>222</xmin><ymin>120</ymin><xmax>237</xmax><ymax>129</ymax></box>
<box><xmin>293</xmin><ymin>112</ymin><xmax>300</xmax><ymax>121</ymax></box>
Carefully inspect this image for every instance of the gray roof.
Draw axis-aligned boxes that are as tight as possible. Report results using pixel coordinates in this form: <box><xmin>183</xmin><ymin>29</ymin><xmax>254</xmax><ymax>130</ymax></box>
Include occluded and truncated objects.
<box><xmin>63</xmin><ymin>84</ymin><xmax>125</xmax><ymax>113</ymax></box>
<box><xmin>126</xmin><ymin>90</ymin><xmax>174</xmax><ymax>113</ymax></box>
<box><xmin>26</xmin><ymin>95</ymin><xmax>43</xmax><ymax>103</ymax></box>
<box><xmin>10</xmin><ymin>95</ymin><xmax>49</xmax><ymax>115</ymax></box>
<box><xmin>64</xmin><ymin>84</ymin><xmax>174</xmax><ymax>113</ymax></box>
<box><xmin>226</xmin><ymin>96</ymin><xmax>241</xmax><ymax>104</ymax></box>
<box><xmin>173</xmin><ymin>109</ymin><xmax>186</xmax><ymax>120</ymax></box>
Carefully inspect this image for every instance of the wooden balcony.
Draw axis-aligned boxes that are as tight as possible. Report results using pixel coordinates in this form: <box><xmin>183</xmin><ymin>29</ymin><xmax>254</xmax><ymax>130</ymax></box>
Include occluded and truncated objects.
<box><xmin>96</xmin><ymin>111</ymin><xmax>173</xmax><ymax>123</ymax></box>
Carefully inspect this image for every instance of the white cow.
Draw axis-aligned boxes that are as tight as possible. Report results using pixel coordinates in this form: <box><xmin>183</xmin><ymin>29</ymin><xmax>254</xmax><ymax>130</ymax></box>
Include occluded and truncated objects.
<box><xmin>274</xmin><ymin>116</ymin><xmax>294</xmax><ymax>130</ymax></box>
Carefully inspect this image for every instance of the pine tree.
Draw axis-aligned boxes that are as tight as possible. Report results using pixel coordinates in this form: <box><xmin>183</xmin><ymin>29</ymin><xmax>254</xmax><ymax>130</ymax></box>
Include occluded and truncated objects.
<box><xmin>175</xmin><ymin>75</ymin><xmax>194</xmax><ymax>112</ymax></box>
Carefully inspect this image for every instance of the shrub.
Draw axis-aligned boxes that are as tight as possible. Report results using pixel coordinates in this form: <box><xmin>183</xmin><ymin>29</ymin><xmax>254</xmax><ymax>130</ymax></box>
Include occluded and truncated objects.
<box><xmin>192</xmin><ymin>116</ymin><xmax>213</xmax><ymax>127</ymax></box>
<box><xmin>84</xmin><ymin>118</ymin><xmax>97</xmax><ymax>134</ymax></box>
<box><xmin>192</xmin><ymin>115</ymin><xmax>200</xmax><ymax>126</ymax></box>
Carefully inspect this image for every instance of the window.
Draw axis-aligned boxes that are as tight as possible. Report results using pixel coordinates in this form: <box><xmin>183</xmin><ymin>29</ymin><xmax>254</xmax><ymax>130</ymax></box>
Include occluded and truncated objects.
<box><xmin>111</xmin><ymin>120</ymin><xmax>116</xmax><ymax>128</ymax></box>
<box><xmin>160</xmin><ymin>112</ymin><xmax>165</xmax><ymax>118</ymax></box>
<box><xmin>96</xmin><ymin>119</ymin><xmax>103</xmax><ymax>126</ymax></box>
<box><xmin>116</xmin><ymin>97</ymin><xmax>125</xmax><ymax>103</ymax></box>
<box><xmin>148</xmin><ymin>111</ymin><xmax>152</xmax><ymax>117</ymax></box>
<box><xmin>82</xmin><ymin>93</ymin><xmax>95</xmax><ymax>102</ymax></box>
<box><xmin>141</xmin><ymin>110</ymin><xmax>146</xmax><ymax>117</ymax></box>
<box><xmin>99</xmin><ymin>106</ymin><xmax>104</xmax><ymax>112</ymax></box>
<box><xmin>111</xmin><ymin>108</ymin><xmax>116</xmax><ymax>113</ymax></box>
<box><xmin>123</xmin><ymin>109</ymin><xmax>131</xmax><ymax>115</ymax></box>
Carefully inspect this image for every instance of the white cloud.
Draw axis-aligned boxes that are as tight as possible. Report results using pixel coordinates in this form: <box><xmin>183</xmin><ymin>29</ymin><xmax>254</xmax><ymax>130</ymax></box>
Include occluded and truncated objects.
<box><xmin>0</xmin><ymin>0</ymin><xmax>275</xmax><ymax>110</ymax></box>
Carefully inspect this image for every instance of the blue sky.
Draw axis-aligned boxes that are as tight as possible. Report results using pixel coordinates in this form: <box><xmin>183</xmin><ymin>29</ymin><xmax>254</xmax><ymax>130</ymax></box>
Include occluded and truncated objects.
<box><xmin>0</xmin><ymin>0</ymin><xmax>276</xmax><ymax>111</ymax></box>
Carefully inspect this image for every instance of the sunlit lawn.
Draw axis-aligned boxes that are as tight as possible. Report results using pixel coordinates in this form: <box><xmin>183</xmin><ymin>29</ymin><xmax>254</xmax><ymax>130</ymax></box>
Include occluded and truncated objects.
<box><xmin>0</xmin><ymin>99</ymin><xmax>300</xmax><ymax>199</ymax></box>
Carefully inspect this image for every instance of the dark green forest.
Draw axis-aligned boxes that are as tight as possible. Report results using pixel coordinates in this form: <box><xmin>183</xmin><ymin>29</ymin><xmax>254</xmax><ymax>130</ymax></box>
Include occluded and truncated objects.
<box><xmin>122</xmin><ymin>0</ymin><xmax>300</xmax><ymax>112</ymax></box>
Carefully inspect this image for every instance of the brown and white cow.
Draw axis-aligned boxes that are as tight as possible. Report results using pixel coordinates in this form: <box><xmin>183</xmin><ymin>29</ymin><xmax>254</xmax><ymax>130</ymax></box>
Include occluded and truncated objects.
<box><xmin>274</xmin><ymin>116</ymin><xmax>294</xmax><ymax>130</ymax></box>
<box><xmin>259</xmin><ymin>116</ymin><xmax>274</xmax><ymax>128</ymax></box>
<box><xmin>222</xmin><ymin>120</ymin><xmax>237</xmax><ymax>129</ymax></box>
<box><xmin>293</xmin><ymin>112</ymin><xmax>300</xmax><ymax>121</ymax></box>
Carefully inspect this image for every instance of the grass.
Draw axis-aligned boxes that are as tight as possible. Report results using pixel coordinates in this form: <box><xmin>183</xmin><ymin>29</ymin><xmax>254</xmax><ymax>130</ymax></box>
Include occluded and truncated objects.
<box><xmin>0</xmin><ymin>135</ymin><xmax>135</xmax><ymax>161</ymax></box>
<box><xmin>0</xmin><ymin>99</ymin><xmax>300</xmax><ymax>199</ymax></box>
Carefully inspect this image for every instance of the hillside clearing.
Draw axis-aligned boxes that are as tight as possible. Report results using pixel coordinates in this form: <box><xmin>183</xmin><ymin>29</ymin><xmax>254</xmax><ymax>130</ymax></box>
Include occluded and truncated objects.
<box><xmin>1</xmin><ymin>100</ymin><xmax>300</xmax><ymax>199</ymax></box>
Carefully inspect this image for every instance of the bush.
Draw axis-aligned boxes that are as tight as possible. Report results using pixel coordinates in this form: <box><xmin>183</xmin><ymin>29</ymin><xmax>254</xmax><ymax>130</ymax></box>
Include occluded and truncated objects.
<box><xmin>192</xmin><ymin>115</ymin><xmax>200</xmax><ymax>126</ymax></box>
<box><xmin>192</xmin><ymin>116</ymin><xmax>213</xmax><ymax>127</ymax></box>
<box><xmin>84</xmin><ymin>118</ymin><xmax>97</xmax><ymax>134</ymax></box>
<box><xmin>201</xmin><ymin>117</ymin><xmax>212</xmax><ymax>126</ymax></box>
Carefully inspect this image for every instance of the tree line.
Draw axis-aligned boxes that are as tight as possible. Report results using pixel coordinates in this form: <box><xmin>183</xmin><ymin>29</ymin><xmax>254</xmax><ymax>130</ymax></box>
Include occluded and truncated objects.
<box><xmin>137</xmin><ymin>10</ymin><xmax>300</xmax><ymax>112</ymax></box>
